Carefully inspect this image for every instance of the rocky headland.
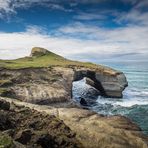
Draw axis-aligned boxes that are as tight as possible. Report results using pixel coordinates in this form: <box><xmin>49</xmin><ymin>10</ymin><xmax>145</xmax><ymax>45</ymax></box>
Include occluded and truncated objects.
<box><xmin>0</xmin><ymin>47</ymin><xmax>147</xmax><ymax>148</ymax></box>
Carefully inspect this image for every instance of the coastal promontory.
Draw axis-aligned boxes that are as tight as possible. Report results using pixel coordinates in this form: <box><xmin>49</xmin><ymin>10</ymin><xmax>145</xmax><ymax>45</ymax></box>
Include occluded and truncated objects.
<box><xmin>0</xmin><ymin>47</ymin><xmax>147</xmax><ymax>148</ymax></box>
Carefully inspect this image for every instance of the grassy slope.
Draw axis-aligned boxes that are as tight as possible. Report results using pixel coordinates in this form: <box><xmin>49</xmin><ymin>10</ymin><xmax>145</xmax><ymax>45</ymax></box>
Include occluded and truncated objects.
<box><xmin>0</xmin><ymin>51</ymin><xmax>102</xmax><ymax>70</ymax></box>
<box><xmin>0</xmin><ymin>48</ymin><xmax>118</xmax><ymax>76</ymax></box>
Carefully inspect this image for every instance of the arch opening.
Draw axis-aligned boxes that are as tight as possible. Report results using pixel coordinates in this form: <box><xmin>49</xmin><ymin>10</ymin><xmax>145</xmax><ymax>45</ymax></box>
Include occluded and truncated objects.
<box><xmin>72</xmin><ymin>77</ymin><xmax>101</xmax><ymax>106</ymax></box>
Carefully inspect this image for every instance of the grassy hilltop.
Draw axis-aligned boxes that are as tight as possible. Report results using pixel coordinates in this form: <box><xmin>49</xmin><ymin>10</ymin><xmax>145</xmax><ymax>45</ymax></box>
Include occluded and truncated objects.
<box><xmin>0</xmin><ymin>47</ymin><xmax>100</xmax><ymax>69</ymax></box>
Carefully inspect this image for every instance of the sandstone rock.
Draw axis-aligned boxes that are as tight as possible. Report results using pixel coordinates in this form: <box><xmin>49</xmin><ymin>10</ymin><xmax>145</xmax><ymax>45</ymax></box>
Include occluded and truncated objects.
<box><xmin>0</xmin><ymin>67</ymin><xmax>73</xmax><ymax>104</ymax></box>
<box><xmin>95</xmin><ymin>72</ymin><xmax>128</xmax><ymax>97</ymax></box>
<box><xmin>74</xmin><ymin>68</ymin><xmax>128</xmax><ymax>98</ymax></box>
<box><xmin>57</xmin><ymin>108</ymin><xmax>148</xmax><ymax>148</ymax></box>
<box><xmin>85</xmin><ymin>77</ymin><xmax>95</xmax><ymax>87</ymax></box>
<box><xmin>30</xmin><ymin>47</ymin><xmax>49</xmax><ymax>57</ymax></box>
<box><xmin>0</xmin><ymin>97</ymin><xmax>147</xmax><ymax>148</ymax></box>
<box><xmin>0</xmin><ymin>65</ymin><xmax>127</xmax><ymax>104</ymax></box>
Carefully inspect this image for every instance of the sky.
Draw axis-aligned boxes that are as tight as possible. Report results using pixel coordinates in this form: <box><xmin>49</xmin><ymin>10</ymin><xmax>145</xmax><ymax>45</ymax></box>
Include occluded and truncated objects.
<box><xmin>0</xmin><ymin>0</ymin><xmax>148</xmax><ymax>61</ymax></box>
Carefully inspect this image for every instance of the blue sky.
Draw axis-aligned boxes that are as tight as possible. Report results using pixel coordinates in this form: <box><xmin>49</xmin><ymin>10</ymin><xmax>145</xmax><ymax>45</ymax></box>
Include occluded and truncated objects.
<box><xmin>0</xmin><ymin>0</ymin><xmax>148</xmax><ymax>61</ymax></box>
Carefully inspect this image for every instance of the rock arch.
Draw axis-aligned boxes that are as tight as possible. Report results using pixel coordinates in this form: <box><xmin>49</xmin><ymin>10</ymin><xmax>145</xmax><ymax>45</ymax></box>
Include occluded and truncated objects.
<box><xmin>73</xmin><ymin>70</ymin><xmax>106</xmax><ymax>96</ymax></box>
<box><xmin>73</xmin><ymin>69</ymin><xmax>128</xmax><ymax>98</ymax></box>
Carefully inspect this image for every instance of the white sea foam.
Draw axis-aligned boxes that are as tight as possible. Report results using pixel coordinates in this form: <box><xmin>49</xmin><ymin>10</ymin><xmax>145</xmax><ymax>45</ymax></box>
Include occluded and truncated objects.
<box><xmin>96</xmin><ymin>88</ymin><xmax>148</xmax><ymax>107</ymax></box>
<box><xmin>113</xmin><ymin>100</ymin><xmax>148</xmax><ymax>107</ymax></box>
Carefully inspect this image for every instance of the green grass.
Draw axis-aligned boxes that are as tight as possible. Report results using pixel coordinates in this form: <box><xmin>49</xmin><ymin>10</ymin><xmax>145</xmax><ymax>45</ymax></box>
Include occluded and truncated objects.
<box><xmin>0</xmin><ymin>52</ymin><xmax>101</xmax><ymax>70</ymax></box>
<box><xmin>0</xmin><ymin>48</ymin><xmax>116</xmax><ymax>74</ymax></box>
<box><xmin>0</xmin><ymin>133</ymin><xmax>14</xmax><ymax>148</ymax></box>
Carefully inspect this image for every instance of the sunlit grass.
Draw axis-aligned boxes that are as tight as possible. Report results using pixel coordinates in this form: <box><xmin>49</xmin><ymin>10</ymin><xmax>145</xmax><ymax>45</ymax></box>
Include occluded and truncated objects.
<box><xmin>0</xmin><ymin>48</ymin><xmax>116</xmax><ymax>75</ymax></box>
<box><xmin>0</xmin><ymin>52</ymin><xmax>102</xmax><ymax>70</ymax></box>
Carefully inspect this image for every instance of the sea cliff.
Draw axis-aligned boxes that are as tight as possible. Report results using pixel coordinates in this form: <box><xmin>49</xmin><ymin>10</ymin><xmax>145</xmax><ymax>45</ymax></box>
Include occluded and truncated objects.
<box><xmin>0</xmin><ymin>47</ymin><xmax>147</xmax><ymax>148</ymax></box>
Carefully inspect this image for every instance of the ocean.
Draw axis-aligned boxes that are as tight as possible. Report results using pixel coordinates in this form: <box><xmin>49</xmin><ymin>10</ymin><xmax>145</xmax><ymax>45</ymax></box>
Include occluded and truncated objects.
<box><xmin>73</xmin><ymin>60</ymin><xmax>148</xmax><ymax>135</ymax></box>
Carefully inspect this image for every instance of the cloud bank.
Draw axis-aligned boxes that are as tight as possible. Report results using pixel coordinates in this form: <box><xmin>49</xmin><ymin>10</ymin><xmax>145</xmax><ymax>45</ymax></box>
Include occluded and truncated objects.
<box><xmin>0</xmin><ymin>0</ymin><xmax>148</xmax><ymax>61</ymax></box>
<box><xmin>0</xmin><ymin>22</ymin><xmax>148</xmax><ymax>61</ymax></box>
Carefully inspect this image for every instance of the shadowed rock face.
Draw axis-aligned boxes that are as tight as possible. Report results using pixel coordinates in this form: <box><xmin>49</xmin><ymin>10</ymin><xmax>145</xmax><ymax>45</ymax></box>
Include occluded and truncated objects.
<box><xmin>0</xmin><ymin>100</ymin><xmax>83</xmax><ymax>148</ymax></box>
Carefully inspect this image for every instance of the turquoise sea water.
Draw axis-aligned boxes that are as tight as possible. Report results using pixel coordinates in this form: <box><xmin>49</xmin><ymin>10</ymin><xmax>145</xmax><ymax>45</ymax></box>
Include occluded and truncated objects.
<box><xmin>73</xmin><ymin>61</ymin><xmax>148</xmax><ymax>135</ymax></box>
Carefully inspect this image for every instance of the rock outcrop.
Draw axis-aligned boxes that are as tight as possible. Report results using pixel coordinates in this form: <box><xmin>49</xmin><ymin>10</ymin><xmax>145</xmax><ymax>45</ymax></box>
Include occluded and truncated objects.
<box><xmin>0</xmin><ymin>47</ymin><xmax>128</xmax><ymax>103</ymax></box>
<box><xmin>0</xmin><ymin>66</ymin><xmax>128</xmax><ymax>104</ymax></box>
<box><xmin>30</xmin><ymin>47</ymin><xmax>50</xmax><ymax>57</ymax></box>
<box><xmin>0</xmin><ymin>99</ymin><xmax>82</xmax><ymax>148</ymax></box>
<box><xmin>0</xmin><ymin>97</ymin><xmax>147</xmax><ymax>148</ymax></box>
<box><xmin>73</xmin><ymin>67</ymin><xmax>128</xmax><ymax>98</ymax></box>
<box><xmin>1</xmin><ymin>47</ymin><xmax>139</xmax><ymax>147</ymax></box>
<box><xmin>0</xmin><ymin>67</ymin><xmax>73</xmax><ymax>104</ymax></box>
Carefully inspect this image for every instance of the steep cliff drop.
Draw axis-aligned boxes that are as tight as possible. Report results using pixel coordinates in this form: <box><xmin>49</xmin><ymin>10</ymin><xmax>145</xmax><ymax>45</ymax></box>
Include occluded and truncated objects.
<box><xmin>0</xmin><ymin>47</ymin><xmax>128</xmax><ymax>104</ymax></box>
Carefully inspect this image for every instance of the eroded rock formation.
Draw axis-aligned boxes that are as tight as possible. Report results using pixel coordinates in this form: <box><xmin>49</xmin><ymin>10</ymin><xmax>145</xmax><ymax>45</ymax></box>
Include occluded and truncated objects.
<box><xmin>0</xmin><ymin>99</ymin><xmax>82</xmax><ymax>148</ymax></box>
<box><xmin>73</xmin><ymin>67</ymin><xmax>128</xmax><ymax>97</ymax></box>
<box><xmin>0</xmin><ymin>67</ymin><xmax>73</xmax><ymax>104</ymax></box>
<box><xmin>0</xmin><ymin>48</ymin><xmax>128</xmax><ymax>103</ymax></box>
<box><xmin>0</xmin><ymin>65</ymin><xmax>128</xmax><ymax>104</ymax></box>
<box><xmin>1</xmin><ymin>48</ymin><xmax>144</xmax><ymax>148</ymax></box>
<box><xmin>0</xmin><ymin>97</ymin><xmax>147</xmax><ymax>148</ymax></box>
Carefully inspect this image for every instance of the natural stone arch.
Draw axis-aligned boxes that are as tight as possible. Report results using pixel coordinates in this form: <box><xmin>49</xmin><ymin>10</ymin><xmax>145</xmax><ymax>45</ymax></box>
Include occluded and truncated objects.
<box><xmin>73</xmin><ymin>68</ymin><xmax>128</xmax><ymax>98</ymax></box>
<box><xmin>73</xmin><ymin>70</ymin><xmax>106</xmax><ymax>96</ymax></box>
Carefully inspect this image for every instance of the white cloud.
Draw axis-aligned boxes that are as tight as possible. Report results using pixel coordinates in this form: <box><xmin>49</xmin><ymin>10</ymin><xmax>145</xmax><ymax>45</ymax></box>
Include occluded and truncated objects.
<box><xmin>58</xmin><ymin>22</ymin><xmax>148</xmax><ymax>50</ymax></box>
<box><xmin>135</xmin><ymin>0</ymin><xmax>148</xmax><ymax>9</ymax></box>
<box><xmin>0</xmin><ymin>0</ymin><xmax>15</xmax><ymax>18</ymax></box>
<box><xmin>0</xmin><ymin>29</ymin><xmax>117</xmax><ymax>60</ymax></box>
<box><xmin>114</xmin><ymin>0</ymin><xmax>148</xmax><ymax>26</ymax></box>
<box><xmin>0</xmin><ymin>23</ymin><xmax>148</xmax><ymax>61</ymax></box>
<box><xmin>0</xmin><ymin>0</ymin><xmax>148</xmax><ymax>61</ymax></box>
<box><xmin>0</xmin><ymin>0</ymin><xmax>71</xmax><ymax>19</ymax></box>
<box><xmin>115</xmin><ymin>9</ymin><xmax>148</xmax><ymax>26</ymax></box>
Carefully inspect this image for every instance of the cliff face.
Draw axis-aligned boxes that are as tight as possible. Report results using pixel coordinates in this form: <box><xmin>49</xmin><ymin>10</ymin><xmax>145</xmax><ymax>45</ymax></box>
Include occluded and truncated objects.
<box><xmin>0</xmin><ymin>47</ymin><xmax>128</xmax><ymax>102</ymax></box>
<box><xmin>73</xmin><ymin>67</ymin><xmax>128</xmax><ymax>98</ymax></box>
<box><xmin>0</xmin><ymin>47</ymin><xmax>147</xmax><ymax>148</ymax></box>
<box><xmin>0</xmin><ymin>67</ymin><xmax>73</xmax><ymax>104</ymax></box>
<box><xmin>0</xmin><ymin>66</ymin><xmax>127</xmax><ymax>103</ymax></box>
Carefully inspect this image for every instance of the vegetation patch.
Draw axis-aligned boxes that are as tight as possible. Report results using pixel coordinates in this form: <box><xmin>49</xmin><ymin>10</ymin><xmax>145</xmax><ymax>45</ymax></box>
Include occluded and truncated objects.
<box><xmin>0</xmin><ymin>133</ymin><xmax>14</xmax><ymax>148</ymax></box>
<box><xmin>0</xmin><ymin>48</ymin><xmax>104</xmax><ymax>70</ymax></box>
<box><xmin>0</xmin><ymin>80</ymin><xmax>13</xmax><ymax>87</ymax></box>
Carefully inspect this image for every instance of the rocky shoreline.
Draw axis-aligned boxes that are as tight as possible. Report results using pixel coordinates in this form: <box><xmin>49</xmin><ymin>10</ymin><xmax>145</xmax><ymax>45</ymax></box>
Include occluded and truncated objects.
<box><xmin>0</xmin><ymin>47</ymin><xmax>148</xmax><ymax>148</ymax></box>
<box><xmin>0</xmin><ymin>97</ymin><xmax>148</xmax><ymax>148</ymax></box>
